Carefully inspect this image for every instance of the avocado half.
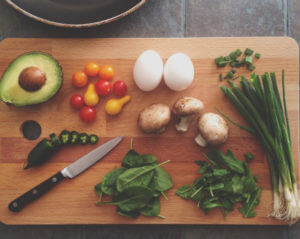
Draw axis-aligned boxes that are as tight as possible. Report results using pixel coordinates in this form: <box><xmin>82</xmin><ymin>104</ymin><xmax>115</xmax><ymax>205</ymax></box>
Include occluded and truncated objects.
<box><xmin>0</xmin><ymin>52</ymin><xmax>63</xmax><ymax>107</ymax></box>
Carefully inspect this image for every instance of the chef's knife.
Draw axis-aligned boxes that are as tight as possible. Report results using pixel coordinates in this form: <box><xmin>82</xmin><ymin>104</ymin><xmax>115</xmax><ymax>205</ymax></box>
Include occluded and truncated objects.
<box><xmin>8</xmin><ymin>136</ymin><xmax>123</xmax><ymax>212</ymax></box>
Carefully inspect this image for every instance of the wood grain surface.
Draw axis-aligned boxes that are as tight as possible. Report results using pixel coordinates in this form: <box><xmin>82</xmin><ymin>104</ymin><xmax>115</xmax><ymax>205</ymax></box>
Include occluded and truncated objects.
<box><xmin>0</xmin><ymin>38</ymin><xmax>298</xmax><ymax>225</ymax></box>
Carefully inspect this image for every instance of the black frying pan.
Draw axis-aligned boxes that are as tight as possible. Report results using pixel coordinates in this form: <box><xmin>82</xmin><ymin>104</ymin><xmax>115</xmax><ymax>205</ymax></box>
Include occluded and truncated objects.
<box><xmin>6</xmin><ymin>0</ymin><xmax>147</xmax><ymax>28</ymax></box>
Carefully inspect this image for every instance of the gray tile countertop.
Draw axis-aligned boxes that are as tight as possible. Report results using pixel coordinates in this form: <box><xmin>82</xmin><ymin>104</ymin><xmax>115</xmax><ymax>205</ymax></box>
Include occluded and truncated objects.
<box><xmin>0</xmin><ymin>0</ymin><xmax>299</xmax><ymax>238</ymax></box>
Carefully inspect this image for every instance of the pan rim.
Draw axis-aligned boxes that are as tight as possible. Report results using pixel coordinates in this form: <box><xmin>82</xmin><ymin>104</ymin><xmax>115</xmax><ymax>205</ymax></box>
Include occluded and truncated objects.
<box><xmin>5</xmin><ymin>0</ymin><xmax>147</xmax><ymax>28</ymax></box>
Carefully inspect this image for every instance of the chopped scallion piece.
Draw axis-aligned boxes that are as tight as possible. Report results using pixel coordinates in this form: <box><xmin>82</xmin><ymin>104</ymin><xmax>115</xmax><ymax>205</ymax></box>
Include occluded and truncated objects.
<box><xmin>229</xmin><ymin>52</ymin><xmax>236</xmax><ymax>60</ymax></box>
<box><xmin>235</xmin><ymin>49</ymin><xmax>242</xmax><ymax>56</ymax></box>
<box><xmin>219</xmin><ymin>73</ymin><xmax>223</xmax><ymax>81</ymax></box>
<box><xmin>247</xmin><ymin>65</ymin><xmax>255</xmax><ymax>71</ymax></box>
<box><xmin>244</xmin><ymin>48</ymin><xmax>254</xmax><ymax>56</ymax></box>
<box><xmin>255</xmin><ymin>53</ymin><xmax>261</xmax><ymax>59</ymax></box>
<box><xmin>245</xmin><ymin>55</ymin><xmax>253</xmax><ymax>66</ymax></box>
<box><xmin>224</xmin><ymin>72</ymin><xmax>234</xmax><ymax>79</ymax></box>
<box><xmin>224</xmin><ymin>56</ymin><xmax>230</xmax><ymax>61</ymax></box>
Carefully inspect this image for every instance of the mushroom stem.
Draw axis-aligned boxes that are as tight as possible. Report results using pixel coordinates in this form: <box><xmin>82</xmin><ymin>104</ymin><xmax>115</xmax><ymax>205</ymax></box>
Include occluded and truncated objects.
<box><xmin>175</xmin><ymin>115</ymin><xmax>196</xmax><ymax>132</ymax></box>
<box><xmin>194</xmin><ymin>133</ymin><xmax>208</xmax><ymax>147</ymax></box>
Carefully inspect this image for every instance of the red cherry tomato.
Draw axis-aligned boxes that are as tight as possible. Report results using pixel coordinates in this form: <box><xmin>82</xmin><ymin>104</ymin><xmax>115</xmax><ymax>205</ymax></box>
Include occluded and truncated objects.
<box><xmin>79</xmin><ymin>106</ymin><xmax>96</xmax><ymax>123</ymax></box>
<box><xmin>95</xmin><ymin>80</ymin><xmax>112</xmax><ymax>96</ymax></box>
<box><xmin>70</xmin><ymin>94</ymin><xmax>84</xmax><ymax>109</ymax></box>
<box><xmin>113</xmin><ymin>80</ymin><xmax>128</xmax><ymax>96</ymax></box>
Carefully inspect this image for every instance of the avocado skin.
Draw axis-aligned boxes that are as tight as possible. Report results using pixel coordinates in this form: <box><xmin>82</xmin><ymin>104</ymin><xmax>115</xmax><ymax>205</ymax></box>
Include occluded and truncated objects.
<box><xmin>0</xmin><ymin>51</ymin><xmax>63</xmax><ymax>107</ymax></box>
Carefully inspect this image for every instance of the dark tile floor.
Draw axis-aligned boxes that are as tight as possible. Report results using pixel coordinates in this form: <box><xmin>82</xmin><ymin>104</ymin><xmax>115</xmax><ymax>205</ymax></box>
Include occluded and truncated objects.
<box><xmin>0</xmin><ymin>0</ymin><xmax>299</xmax><ymax>238</ymax></box>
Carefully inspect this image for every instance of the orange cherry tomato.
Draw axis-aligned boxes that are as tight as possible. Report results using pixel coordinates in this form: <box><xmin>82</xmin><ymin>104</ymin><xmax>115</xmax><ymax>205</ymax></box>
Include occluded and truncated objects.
<box><xmin>72</xmin><ymin>71</ymin><xmax>88</xmax><ymax>88</ymax></box>
<box><xmin>99</xmin><ymin>65</ymin><xmax>114</xmax><ymax>81</ymax></box>
<box><xmin>84</xmin><ymin>62</ymin><xmax>100</xmax><ymax>77</ymax></box>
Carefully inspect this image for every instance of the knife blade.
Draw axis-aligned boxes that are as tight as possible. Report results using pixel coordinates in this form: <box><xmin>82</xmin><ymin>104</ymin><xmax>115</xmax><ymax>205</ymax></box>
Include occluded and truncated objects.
<box><xmin>8</xmin><ymin>136</ymin><xmax>123</xmax><ymax>212</ymax></box>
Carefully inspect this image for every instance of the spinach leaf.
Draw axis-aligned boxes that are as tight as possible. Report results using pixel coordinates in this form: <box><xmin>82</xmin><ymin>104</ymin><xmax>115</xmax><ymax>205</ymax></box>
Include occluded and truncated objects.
<box><xmin>117</xmin><ymin>207</ymin><xmax>140</xmax><ymax>218</ymax></box>
<box><xmin>150</xmin><ymin>167</ymin><xmax>173</xmax><ymax>192</ymax></box>
<box><xmin>117</xmin><ymin>169</ymin><xmax>154</xmax><ymax>192</ymax></box>
<box><xmin>116</xmin><ymin>162</ymin><xmax>168</xmax><ymax>192</ymax></box>
<box><xmin>122</xmin><ymin>151</ymin><xmax>158</xmax><ymax>168</ymax></box>
<box><xmin>104</xmin><ymin>186</ymin><xmax>154</xmax><ymax>212</ymax></box>
<box><xmin>176</xmin><ymin>184</ymin><xmax>192</xmax><ymax>199</ymax></box>
<box><xmin>140</xmin><ymin>197</ymin><xmax>160</xmax><ymax>217</ymax></box>
<box><xmin>101</xmin><ymin>167</ymin><xmax>126</xmax><ymax>195</ymax></box>
<box><xmin>121</xmin><ymin>149</ymin><xmax>141</xmax><ymax>168</ymax></box>
<box><xmin>94</xmin><ymin>182</ymin><xmax>104</xmax><ymax>203</ymax></box>
<box><xmin>140</xmin><ymin>154</ymin><xmax>158</xmax><ymax>165</ymax></box>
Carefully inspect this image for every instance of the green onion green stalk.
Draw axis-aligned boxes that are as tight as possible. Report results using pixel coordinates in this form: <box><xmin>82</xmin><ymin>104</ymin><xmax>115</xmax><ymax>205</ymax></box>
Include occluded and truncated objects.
<box><xmin>219</xmin><ymin>70</ymin><xmax>300</xmax><ymax>221</ymax></box>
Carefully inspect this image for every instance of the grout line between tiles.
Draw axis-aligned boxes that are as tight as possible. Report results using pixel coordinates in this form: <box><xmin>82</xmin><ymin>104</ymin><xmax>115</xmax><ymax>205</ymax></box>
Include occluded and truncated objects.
<box><xmin>286</xmin><ymin>0</ymin><xmax>291</xmax><ymax>36</ymax></box>
<box><xmin>283</xmin><ymin>0</ymin><xmax>288</xmax><ymax>36</ymax></box>
<box><xmin>184</xmin><ymin>0</ymin><xmax>189</xmax><ymax>37</ymax></box>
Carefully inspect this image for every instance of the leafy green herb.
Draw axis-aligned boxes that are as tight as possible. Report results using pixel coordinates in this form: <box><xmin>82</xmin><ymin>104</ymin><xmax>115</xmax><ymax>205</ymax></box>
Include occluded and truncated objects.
<box><xmin>117</xmin><ymin>207</ymin><xmax>140</xmax><ymax>218</ymax></box>
<box><xmin>150</xmin><ymin>166</ymin><xmax>173</xmax><ymax>194</ymax></box>
<box><xmin>176</xmin><ymin>149</ymin><xmax>261</xmax><ymax>218</ymax></box>
<box><xmin>121</xmin><ymin>149</ymin><xmax>141</xmax><ymax>168</ymax></box>
<box><xmin>140</xmin><ymin>197</ymin><xmax>161</xmax><ymax>217</ymax></box>
<box><xmin>95</xmin><ymin>139</ymin><xmax>172</xmax><ymax>219</ymax></box>
<box><xmin>101</xmin><ymin>167</ymin><xmax>126</xmax><ymax>195</ymax></box>
<box><xmin>104</xmin><ymin>186</ymin><xmax>154</xmax><ymax>212</ymax></box>
<box><xmin>116</xmin><ymin>161</ymin><xmax>169</xmax><ymax>192</ymax></box>
<box><xmin>254</xmin><ymin>53</ymin><xmax>261</xmax><ymax>59</ymax></box>
<box><xmin>244</xmin><ymin>152</ymin><xmax>255</xmax><ymax>162</ymax></box>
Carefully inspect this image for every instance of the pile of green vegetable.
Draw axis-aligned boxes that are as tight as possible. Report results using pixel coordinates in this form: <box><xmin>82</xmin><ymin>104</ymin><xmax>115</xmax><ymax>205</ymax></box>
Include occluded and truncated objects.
<box><xmin>219</xmin><ymin>71</ymin><xmax>300</xmax><ymax>221</ymax></box>
<box><xmin>176</xmin><ymin>149</ymin><xmax>261</xmax><ymax>217</ymax></box>
<box><xmin>24</xmin><ymin>130</ymin><xmax>98</xmax><ymax>169</ymax></box>
<box><xmin>94</xmin><ymin>140</ymin><xmax>173</xmax><ymax>218</ymax></box>
<box><xmin>215</xmin><ymin>48</ymin><xmax>260</xmax><ymax>81</ymax></box>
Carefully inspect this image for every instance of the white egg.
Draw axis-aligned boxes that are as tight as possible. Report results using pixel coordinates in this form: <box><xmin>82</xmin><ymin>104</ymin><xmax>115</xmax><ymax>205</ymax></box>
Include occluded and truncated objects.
<box><xmin>164</xmin><ymin>52</ymin><xmax>194</xmax><ymax>91</ymax></box>
<box><xmin>133</xmin><ymin>50</ymin><xmax>164</xmax><ymax>92</ymax></box>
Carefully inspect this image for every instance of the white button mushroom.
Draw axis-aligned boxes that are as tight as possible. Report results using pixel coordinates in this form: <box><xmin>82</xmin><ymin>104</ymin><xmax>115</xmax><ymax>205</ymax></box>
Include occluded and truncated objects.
<box><xmin>172</xmin><ymin>97</ymin><xmax>204</xmax><ymax>132</ymax></box>
<box><xmin>164</xmin><ymin>53</ymin><xmax>194</xmax><ymax>91</ymax></box>
<box><xmin>138</xmin><ymin>103</ymin><xmax>171</xmax><ymax>134</ymax></box>
<box><xmin>195</xmin><ymin>113</ymin><xmax>229</xmax><ymax>147</ymax></box>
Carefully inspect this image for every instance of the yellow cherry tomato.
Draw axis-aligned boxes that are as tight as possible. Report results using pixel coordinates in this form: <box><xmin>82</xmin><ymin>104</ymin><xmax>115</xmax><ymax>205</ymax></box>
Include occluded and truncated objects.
<box><xmin>84</xmin><ymin>83</ymin><xmax>99</xmax><ymax>106</ymax></box>
<box><xmin>105</xmin><ymin>95</ymin><xmax>131</xmax><ymax>115</ymax></box>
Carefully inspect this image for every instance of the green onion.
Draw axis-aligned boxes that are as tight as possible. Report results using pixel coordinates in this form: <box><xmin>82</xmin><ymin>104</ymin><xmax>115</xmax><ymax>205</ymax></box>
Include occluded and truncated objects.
<box><xmin>229</xmin><ymin>52</ymin><xmax>236</xmax><ymax>60</ymax></box>
<box><xmin>224</xmin><ymin>56</ymin><xmax>230</xmax><ymax>61</ymax></box>
<box><xmin>255</xmin><ymin>53</ymin><xmax>261</xmax><ymax>59</ymax></box>
<box><xmin>224</xmin><ymin>72</ymin><xmax>234</xmax><ymax>79</ymax></box>
<box><xmin>235</xmin><ymin>49</ymin><xmax>242</xmax><ymax>56</ymax></box>
<box><xmin>244</xmin><ymin>48</ymin><xmax>254</xmax><ymax>56</ymax></box>
<box><xmin>245</xmin><ymin>56</ymin><xmax>253</xmax><ymax>66</ymax></box>
<box><xmin>247</xmin><ymin>65</ymin><xmax>255</xmax><ymax>71</ymax></box>
<box><xmin>220</xmin><ymin>71</ymin><xmax>300</xmax><ymax>221</ymax></box>
<box><xmin>219</xmin><ymin>73</ymin><xmax>223</xmax><ymax>81</ymax></box>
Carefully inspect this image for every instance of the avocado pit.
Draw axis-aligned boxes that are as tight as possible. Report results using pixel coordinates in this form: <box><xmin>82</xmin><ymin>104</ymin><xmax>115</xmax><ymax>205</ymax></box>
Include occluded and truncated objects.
<box><xmin>18</xmin><ymin>67</ymin><xmax>46</xmax><ymax>92</ymax></box>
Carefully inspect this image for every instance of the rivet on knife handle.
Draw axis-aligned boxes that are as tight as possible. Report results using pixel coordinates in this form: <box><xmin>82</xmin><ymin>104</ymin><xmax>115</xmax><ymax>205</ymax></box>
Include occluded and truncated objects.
<box><xmin>8</xmin><ymin>171</ymin><xmax>65</xmax><ymax>212</ymax></box>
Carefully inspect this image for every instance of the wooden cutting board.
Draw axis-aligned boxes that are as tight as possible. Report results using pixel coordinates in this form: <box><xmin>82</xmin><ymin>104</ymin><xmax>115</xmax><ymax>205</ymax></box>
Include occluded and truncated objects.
<box><xmin>0</xmin><ymin>38</ymin><xmax>298</xmax><ymax>225</ymax></box>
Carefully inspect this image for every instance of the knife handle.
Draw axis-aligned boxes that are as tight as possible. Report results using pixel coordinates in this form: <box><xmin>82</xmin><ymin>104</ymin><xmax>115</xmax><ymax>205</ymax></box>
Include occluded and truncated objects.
<box><xmin>8</xmin><ymin>171</ymin><xmax>65</xmax><ymax>212</ymax></box>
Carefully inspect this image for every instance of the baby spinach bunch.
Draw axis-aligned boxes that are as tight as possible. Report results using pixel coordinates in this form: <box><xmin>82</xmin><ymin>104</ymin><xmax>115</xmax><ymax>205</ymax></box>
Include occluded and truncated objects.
<box><xmin>94</xmin><ymin>141</ymin><xmax>173</xmax><ymax>219</ymax></box>
<box><xmin>176</xmin><ymin>149</ymin><xmax>262</xmax><ymax>218</ymax></box>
